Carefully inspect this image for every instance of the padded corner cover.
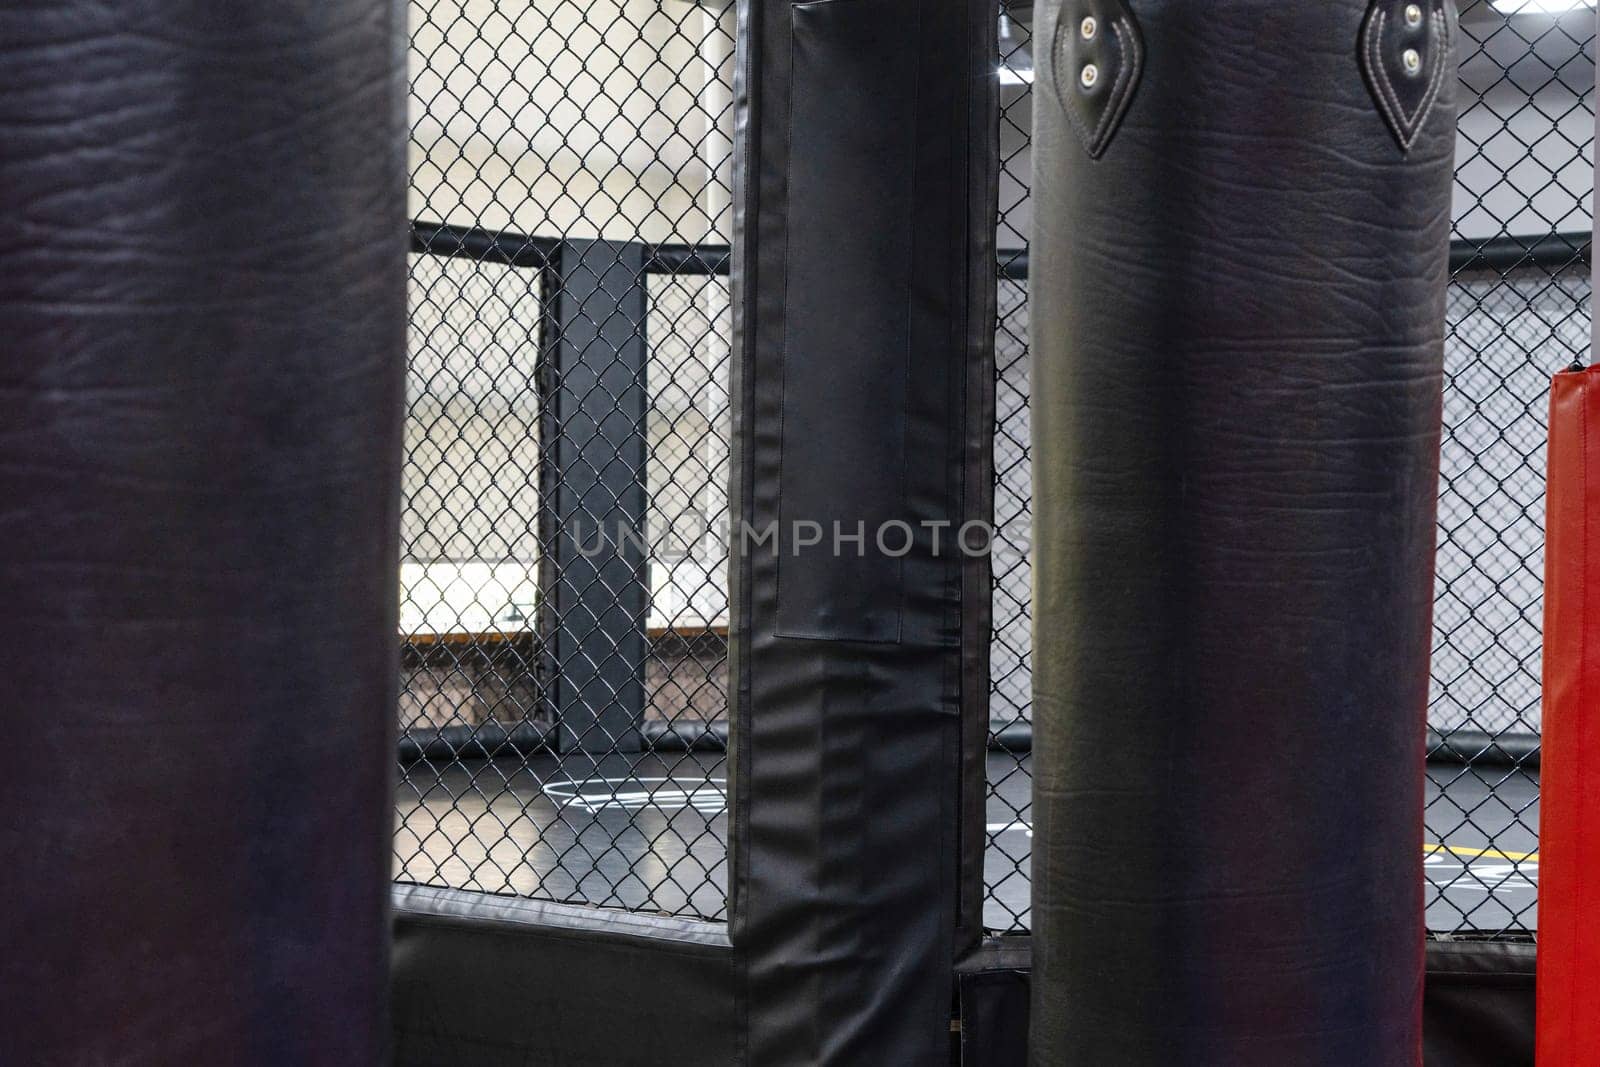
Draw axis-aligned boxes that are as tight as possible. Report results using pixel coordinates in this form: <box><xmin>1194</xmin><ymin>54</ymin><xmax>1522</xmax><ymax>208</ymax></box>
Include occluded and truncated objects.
<box><xmin>1537</xmin><ymin>364</ymin><xmax>1600</xmax><ymax>1065</ymax></box>
<box><xmin>728</xmin><ymin>0</ymin><xmax>997</xmax><ymax>1061</ymax></box>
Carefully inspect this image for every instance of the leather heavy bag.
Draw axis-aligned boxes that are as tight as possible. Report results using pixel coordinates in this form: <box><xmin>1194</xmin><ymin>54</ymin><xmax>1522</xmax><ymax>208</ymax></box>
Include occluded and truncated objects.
<box><xmin>1029</xmin><ymin>2</ymin><xmax>1455</xmax><ymax>1063</ymax></box>
<box><xmin>0</xmin><ymin>4</ymin><xmax>406</xmax><ymax>1063</ymax></box>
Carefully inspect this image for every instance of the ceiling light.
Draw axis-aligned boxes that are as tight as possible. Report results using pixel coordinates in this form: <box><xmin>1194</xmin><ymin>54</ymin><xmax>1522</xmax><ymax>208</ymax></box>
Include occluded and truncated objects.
<box><xmin>1492</xmin><ymin>0</ymin><xmax>1595</xmax><ymax>14</ymax></box>
<box><xmin>998</xmin><ymin>13</ymin><xmax>1034</xmax><ymax>86</ymax></box>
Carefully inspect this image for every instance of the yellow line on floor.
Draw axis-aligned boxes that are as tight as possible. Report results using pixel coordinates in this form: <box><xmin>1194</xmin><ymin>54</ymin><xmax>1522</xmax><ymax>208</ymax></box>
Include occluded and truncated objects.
<box><xmin>1425</xmin><ymin>842</ymin><xmax>1538</xmax><ymax>864</ymax></box>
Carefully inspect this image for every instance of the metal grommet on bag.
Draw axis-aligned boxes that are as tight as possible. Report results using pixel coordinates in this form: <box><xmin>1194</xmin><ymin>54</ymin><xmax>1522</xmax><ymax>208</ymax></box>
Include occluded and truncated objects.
<box><xmin>1051</xmin><ymin>1</ymin><xmax>1144</xmax><ymax>157</ymax></box>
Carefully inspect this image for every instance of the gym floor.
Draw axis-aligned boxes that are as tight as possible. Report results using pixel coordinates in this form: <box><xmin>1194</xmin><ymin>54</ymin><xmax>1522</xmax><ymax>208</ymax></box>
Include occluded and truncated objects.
<box><xmin>395</xmin><ymin>752</ymin><xmax>1539</xmax><ymax>933</ymax></box>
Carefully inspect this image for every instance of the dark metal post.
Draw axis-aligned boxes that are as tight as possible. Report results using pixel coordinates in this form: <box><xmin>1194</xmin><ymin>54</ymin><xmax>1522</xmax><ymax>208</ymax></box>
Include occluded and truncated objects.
<box><xmin>542</xmin><ymin>240</ymin><xmax>650</xmax><ymax>754</ymax></box>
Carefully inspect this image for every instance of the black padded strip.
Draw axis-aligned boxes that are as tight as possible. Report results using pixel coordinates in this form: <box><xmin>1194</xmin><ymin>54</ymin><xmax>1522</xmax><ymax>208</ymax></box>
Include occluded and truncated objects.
<box><xmin>728</xmin><ymin>0</ymin><xmax>997</xmax><ymax>1061</ymax></box>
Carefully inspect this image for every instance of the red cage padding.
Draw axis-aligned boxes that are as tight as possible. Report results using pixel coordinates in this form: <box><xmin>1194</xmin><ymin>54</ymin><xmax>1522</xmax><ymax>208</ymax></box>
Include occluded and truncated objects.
<box><xmin>1537</xmin><ymin>363</ymin><xmax>1600</xmax><ymax>1064</ymax></box>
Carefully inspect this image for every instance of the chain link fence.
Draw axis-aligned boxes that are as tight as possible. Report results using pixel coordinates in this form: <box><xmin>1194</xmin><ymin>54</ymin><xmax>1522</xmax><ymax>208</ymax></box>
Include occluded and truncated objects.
<box><xmin>393</xmin><ymin>0</ymin><xmax>735</xmax><ymax>920</ymax></box>
<box><xmin>390</xmin><ymin>0</ymin><xmax>1592</xmax><ymax>938</ymax></box>
<box><xmin>979</xmin><ymin>3</ymin><xmax>1037</xmax><ymax>935</ymax></box>
<box><xmin>1423</xmin><ymin>1</ymin><xmax>1592</xmax><ymax>938</ymax></box>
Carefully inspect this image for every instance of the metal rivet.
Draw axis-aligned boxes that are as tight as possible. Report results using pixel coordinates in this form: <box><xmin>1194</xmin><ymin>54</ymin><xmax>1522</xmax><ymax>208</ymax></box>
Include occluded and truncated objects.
<box><xmin>1080</xmin><ymin>16</ymin><xmax>1098</xmax><ymax>41</ymax></box>
<box><xmin>1080</xmin><ymin>63</ymin><xmax>1099</xmax><ymax>89</ymax></box>
<box><xmin>1404</xmin><ymin>3</ymin><xmax>1424</xmax><ymax>28</ymax></box>
<box><xmin>1402</xmin><ymin>48</ymin><xmax>1422</xmax><ymax>76</ymax></box>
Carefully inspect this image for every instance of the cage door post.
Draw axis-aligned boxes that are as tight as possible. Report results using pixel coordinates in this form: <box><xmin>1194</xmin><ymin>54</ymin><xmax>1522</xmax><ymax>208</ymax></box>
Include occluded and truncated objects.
<box><xmin>542</xmin><ymin>239</ymin><xmax>650</xmax><ymax>754</ymax></box>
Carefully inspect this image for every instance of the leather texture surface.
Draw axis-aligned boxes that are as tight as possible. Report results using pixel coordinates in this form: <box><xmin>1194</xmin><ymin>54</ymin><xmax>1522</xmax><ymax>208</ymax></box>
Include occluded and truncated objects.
<box><xmin>728</xmin><ymin>0</ymin><xmax>997</xmax><ymax>1061</ymax></box>
<box><xmin>0</xmin><ymin>4</ymin><xmax>407</xmax><ymax>1063</ymax></box>
<box><xmin>1029</xmin><ymin>1</ymin><xmax>1456</xmax><ymax>1063</ymax></box>
<box><xmin>1535</xmin><ymin>365</ymin><xmax>1600</xmax><ymax>1065</ymax></box>
<box><xmin>1360</xmin><ymin>0</ymin><xmax>1455</xmax><ymax>151</ymax></box>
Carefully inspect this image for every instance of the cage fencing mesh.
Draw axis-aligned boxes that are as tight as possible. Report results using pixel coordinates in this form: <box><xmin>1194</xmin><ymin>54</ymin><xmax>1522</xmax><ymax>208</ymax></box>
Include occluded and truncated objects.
<box><xmin>392</xmin><ymin>0</ymin><xmax>1592</xmax><ymax>938</ymax></box>
<box><xmin>1421</xmin><ymin>2</ymin><xmax>1593</xmax><ymax>938</ymax></box>
<box><xmin>394</xmin><ymin>0</ymin><xmax>734</xmax><ymax>920</ymax></box>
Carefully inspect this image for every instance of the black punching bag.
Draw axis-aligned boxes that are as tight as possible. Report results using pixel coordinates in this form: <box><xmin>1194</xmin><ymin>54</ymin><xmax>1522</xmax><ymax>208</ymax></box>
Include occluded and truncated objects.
<box><xmin>1028</xmin><ymin>2</ymin><xmax>1454</xmax><ymax>1063</ymax></box>
<box><xmin>0</xmin><ymin>4</ymin><xmax>406</xmax><ymax>1063</ymax></box>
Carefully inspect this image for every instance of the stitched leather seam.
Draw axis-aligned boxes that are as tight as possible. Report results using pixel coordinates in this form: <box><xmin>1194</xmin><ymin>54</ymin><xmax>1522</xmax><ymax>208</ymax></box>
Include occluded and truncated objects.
<box><xmin>1051</xmin><ymin>6</ymin><xmax>1141</xmax><ymax>158</ymax></box>
<box><xmin>1093</xmin><ymin>17</ymin><xmax>1138</xmax><ymax>151</ymax></box>
<box><xmin>1085</xmin><ymin>19</ymin><xmax>1127</xmax><ymax>146</ymax></box>
<box><xmin>1364</xmin><ymin>4</ymin><xmax>1448</xmax><ymax>151</ymax></box>
<box><xmin>1364</xmin><ymin>11</ymin><xmax>1403</xmax><ymax>137</ymax></box>
<box><xmin>1412</xmin><ymin>12</ymin><xmax>1450</xmax><ymax>144</ymax></box>
<box><xmin>1404</xmin><ymin>12</ymin><xmax>1450</xmax><ymax>145</ymax></box>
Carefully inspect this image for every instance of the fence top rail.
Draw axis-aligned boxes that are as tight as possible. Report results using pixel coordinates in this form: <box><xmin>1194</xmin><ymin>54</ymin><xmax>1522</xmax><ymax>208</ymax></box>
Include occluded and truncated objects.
<box><xmin>412</xmin><ymin>220</ymin><xmax>1587</xmax><ymax>282</ymax></box>
<box><xmin>411</xmin><ymin>219</ymin><xmax>731</xmax><ymax>276</ymax></box>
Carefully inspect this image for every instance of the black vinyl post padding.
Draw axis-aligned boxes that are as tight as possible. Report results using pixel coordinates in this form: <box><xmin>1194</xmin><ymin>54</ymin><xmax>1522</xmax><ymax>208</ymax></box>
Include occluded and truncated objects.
<box><xmin>391</xmin><ymin>887</ymin><xmax>738</xmax><ymax>1067</ymax></box>
<box><xmin>0</xmin><ymin>4</ymin><xmax>407</xmax><ymax>1063</ymax></box>
<box><xmin>958</xmin><ymin>968</ymin><xmax>1031</xmax><ymax>1067</ymax></box>
<box><xmin>1423</xmin><ymin>940</ymin><xmax>1535</xmax><ymax>1067</ymax></box>
<box><xmin>727</xmin><ymin>0</ymin><xmax>996</xmax><ymax>1061</ymax></box>
<box><xmin>1029</xmin><ymin>2</ymin><xmax>1455</xmax><ymax>1063</ymax></box>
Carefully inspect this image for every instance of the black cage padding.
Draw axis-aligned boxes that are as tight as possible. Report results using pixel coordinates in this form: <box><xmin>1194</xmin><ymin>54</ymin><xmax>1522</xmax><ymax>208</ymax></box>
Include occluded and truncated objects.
<box><xmin>727</xmin><ymin>0</ymin><xmax>997</xmax><ymax>1061</ymax></box>
<box><xmin>392</xmin><ymin>887</ymin><xmax>737</xmax><ymax>1067</ymax></box>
